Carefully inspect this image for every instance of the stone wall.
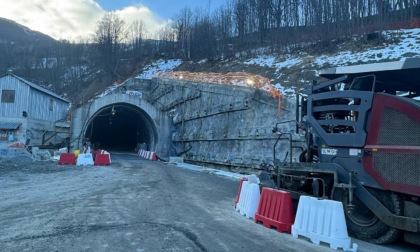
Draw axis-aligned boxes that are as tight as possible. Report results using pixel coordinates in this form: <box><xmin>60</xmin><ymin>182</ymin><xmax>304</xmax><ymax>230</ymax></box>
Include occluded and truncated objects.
<box><xmin>128</xmin><ymin>77</ymin><xmax>304</xmax><ymax>170</ymax></box>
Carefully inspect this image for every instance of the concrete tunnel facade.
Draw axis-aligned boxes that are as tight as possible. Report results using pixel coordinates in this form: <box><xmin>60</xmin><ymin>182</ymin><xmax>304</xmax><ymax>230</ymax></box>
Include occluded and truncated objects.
<box><xmin>71</xmin><ymin>92</ymin><xmax>172</xmax><ymax>156</ymax></box>
<box><xmin>71</xmin><ymin>77</ymin><xmax>299</xmax><ymax>169</ymax></box>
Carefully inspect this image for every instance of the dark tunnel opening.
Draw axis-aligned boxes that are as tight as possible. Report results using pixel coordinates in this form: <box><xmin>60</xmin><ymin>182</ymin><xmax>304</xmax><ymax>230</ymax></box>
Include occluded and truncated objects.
<box><xmin>84</xmin><ymin>103</ymin><xmax>156</xmax><ymax>152</ymax></box>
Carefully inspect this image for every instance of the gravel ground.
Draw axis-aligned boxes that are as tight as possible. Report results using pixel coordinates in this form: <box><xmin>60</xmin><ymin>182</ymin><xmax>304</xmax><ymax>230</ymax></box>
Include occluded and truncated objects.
<box><xmin>1</xmin><ymin>155</ymin><xmax>325</xmax><ymax>252</ymax></box>
<box><xmin>0</xmin><ymin>155</ymin><xmax>418</xmax><ymax>252</ymax></box>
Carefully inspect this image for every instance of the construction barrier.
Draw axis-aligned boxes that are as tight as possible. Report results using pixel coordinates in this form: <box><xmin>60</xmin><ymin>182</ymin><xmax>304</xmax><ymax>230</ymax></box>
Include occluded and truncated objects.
<box><xmin>76</xmin><ymin>153</ymin><xmax>94</xmax><ymax>166</ymax></box>
<box><xmin>255</xmin><ymin>188</ymin><xmax>294</xmax><ymax>233</ymax></box>
<box><xmin>137</xmin><ymin>149</ymin><xmax>157</xmax><ymax>161</ymax></box>
<box><xmin>94</xmin><ymin>153</ymin><xmax>111</xmax><ymax>165</ymax></box>
<box><xmin>234</xmin><ymin>177</ymin><xmax>248</xmax><ymax>208</ymax></box>
<box><xmin>247</xmin><ymin>175</ymin><xmax>260</xmax><ymax>184</ymax></box>
<box><xmin>97</xmin><ymin>150</ymin><xmax>111</xmax><ymax>163</ymax></box>
<box><xmin>150</xmin><ymin>152</ymin><xmax>157</xmax><ymax>161</ymax></box>
<box><xmin>292</xmin><ymin>196</ymin><xmax>358</xmax><ymax>252</ymax></box>
<box><xmin>236</xmin><ymin>181</ymin><xmax>261</xmax><ymax>219</ymax></box>
<box><xmin>138</xmin><ymin>149</ymin><xmax>144</xmax><ymax>158</ymax></box>
<box><xmin>58</xmin><ymin>153</ymin><xmax>76</xmax><ymax>165</ymax></box>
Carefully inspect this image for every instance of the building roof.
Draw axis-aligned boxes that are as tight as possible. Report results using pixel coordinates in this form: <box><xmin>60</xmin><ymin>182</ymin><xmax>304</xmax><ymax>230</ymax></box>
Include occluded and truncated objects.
<box><xmin>0</xmin><ymin>73</ymin><xmax>70</xmax><ymax>103</ymax></box>
<box><xmin>0</xmin><ymin>121</ymin><xmax>21</xmax><ymax>130</ymax></box>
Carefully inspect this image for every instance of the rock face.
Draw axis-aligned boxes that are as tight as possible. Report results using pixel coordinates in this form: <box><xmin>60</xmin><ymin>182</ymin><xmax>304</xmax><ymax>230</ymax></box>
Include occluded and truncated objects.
<box><xmin>72</xmin><ymin>77</ymin><xmax>302</xmax><ymax>171</ymax></box>
<box><xmin>138</xmin><ymin>77</ymin><xmax>300</xmax><ymax>170</ymax></box>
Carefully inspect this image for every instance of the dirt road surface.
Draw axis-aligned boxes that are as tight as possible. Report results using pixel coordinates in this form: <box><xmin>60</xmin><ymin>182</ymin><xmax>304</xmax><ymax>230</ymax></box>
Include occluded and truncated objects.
<box><xmin>0</xmin><ymin>153</ymin><xmax>418</xmax><ymax>251</ymax></box>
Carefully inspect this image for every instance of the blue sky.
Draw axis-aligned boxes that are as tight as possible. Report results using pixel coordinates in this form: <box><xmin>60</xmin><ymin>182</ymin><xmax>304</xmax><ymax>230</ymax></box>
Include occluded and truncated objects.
<box><xmin>0</xmin><ymin>0</ymin><xmax>225</xmax><ymax>40</ymax></box>
<box><xmin>96</xmin><ymin>0</ymin><xmax>225</xmax><ymax>18</ymax></box>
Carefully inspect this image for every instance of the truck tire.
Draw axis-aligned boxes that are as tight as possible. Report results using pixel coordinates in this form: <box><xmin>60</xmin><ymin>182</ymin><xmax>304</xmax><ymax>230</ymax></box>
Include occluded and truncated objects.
<box><xmin>333</xmin><ymin>188</ymin><xmax>403</xmax><ymax>244</ymax></box>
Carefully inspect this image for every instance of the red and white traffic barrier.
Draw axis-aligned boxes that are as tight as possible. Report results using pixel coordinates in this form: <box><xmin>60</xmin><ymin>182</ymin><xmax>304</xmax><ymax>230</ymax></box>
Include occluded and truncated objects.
<box><xmin>137</xmin><ymin>149</ymin><xmax>157</xmax><ymax>161</ymax></box>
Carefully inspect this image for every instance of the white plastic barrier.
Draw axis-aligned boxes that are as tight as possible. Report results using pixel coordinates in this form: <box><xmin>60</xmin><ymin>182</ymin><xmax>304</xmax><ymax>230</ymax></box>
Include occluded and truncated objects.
<box><xmin>247</xmin><ymin>175</ymin><xmax>260</xmax><ymax>184</ymax></box>
<box><xmin>76</xmin><ymin>153</ymin><xmax>94</xmax><ymax>166</ymax></box>
<box><xmin>236</xmin><ymin>181</ymin><xmax>261</xmax><ymax>219</ymax></box>
<box><xmin>292</xmin><ymin>196</ymin><xmax>358</xmax><ymax>252</ymax></box>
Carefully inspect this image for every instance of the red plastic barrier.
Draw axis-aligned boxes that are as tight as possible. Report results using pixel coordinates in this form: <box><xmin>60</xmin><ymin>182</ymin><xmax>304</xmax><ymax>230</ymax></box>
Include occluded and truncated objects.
<box><xmin>150</xmin><ymin>152</ymin><xmax>157</xmax><ymax>161</ymax></box>
<box><xmin>234</xmin><ymin>177</ymin><xmax>248</xmax><ymax>208</ymax></box>
<box><xmin>255</xmin><ymin>187</ymin><xmax>294</xmax><ymax>233</ymax></box>
<box><xmin>58</xmin><ymin>153</ymin><xmax>76</xmax><ymax>165</ymax></box>
<box><xmin>94</xmin><ymin>153</ymin><xmax>111</xmax><ymax>165</ymax></box>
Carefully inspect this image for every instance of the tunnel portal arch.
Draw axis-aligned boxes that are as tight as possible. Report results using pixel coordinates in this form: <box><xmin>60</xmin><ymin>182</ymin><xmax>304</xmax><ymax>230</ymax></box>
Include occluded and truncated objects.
<box><xmin>83</xmin><ymin>102</ymin><xmax>158</xmax><ymax>152</ymax></box>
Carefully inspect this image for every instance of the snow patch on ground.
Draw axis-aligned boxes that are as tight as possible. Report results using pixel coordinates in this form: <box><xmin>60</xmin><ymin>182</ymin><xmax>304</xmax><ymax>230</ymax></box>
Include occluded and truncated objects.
<box><xmin>244</xmin><ymin>56</ymin><xmax>276</xmax><ymax>67</ymax></box>
<box><xmin>94</xmin><ymin>82</ymin><xmax>124</xmax><ymax>99</ymax></box>
<box><xmin>136</xmin><ymin>59</ymin><xmax>182</xmax><ymax>79</ymax></box>
<box><xmin>275</xmin><ymin>58</ymin><xmax>303</xmax><ymax>69</ymax></box>
<box><xmin>173</xmin><ymin>162</ymin><xmax>246</xmax><ymax>181</ymax></box>
<box><xmin>244</xmin><ymin>55</ymin><xmax>302</xmax><ymax>70</ymax></box>
<box><xmin>274</xmin><ymin>83</ymin><xmax>297</xmax><ymax>96</ymax></box>
<box><xmin>243</xmin><ymin>28</ymin><xmax>420</xmax><ymax>70</ymax></box>
<box><xmin>94</xmin><ymin>59</ymin><xmax>183</xmax><ymax>99</ymax></box>
<box><xmin>123</xmin><ymin>28</ymin><xmax>420</xmax><ymax>98</ymax></box>
<box><xmin>239</xmin><ymin>28</ymin><xmax>420</xmax><ymax>96</ymax></box>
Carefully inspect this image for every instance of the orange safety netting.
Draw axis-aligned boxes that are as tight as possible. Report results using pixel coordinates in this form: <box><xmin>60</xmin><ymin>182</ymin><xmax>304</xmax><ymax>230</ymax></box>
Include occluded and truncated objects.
<box><xmin>157</xmin><ymin>71</ymin><xmax>282</xmax><ymax>98</ymax></box>
<box><xmin>158</xmin><ymin>71</ymin><xmax>283</xmax><ymax>117</ymax></box>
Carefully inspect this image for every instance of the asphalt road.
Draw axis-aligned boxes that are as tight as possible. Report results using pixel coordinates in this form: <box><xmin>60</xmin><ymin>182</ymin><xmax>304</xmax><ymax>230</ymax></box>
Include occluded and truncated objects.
<box><xmin>0</xmin><ymin>153</ymin><xmax>418</xmax><ymax>251</ymax></box>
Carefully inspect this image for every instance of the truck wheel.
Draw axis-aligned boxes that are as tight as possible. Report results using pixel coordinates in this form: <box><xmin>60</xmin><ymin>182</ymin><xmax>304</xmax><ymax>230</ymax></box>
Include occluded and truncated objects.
<box><xmin>333</xmin><ymin>188</ymin><xmax>403</xmax><ymax>244</ymax></box>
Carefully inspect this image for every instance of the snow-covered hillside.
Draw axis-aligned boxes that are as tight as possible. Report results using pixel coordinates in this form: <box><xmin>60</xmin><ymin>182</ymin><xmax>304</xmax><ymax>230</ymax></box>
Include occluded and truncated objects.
<box><xmin>134</xmin><ymin>28</ymin><xmax>420</xmax><ymax>97</ymax></box>
<box><xmin>136</xmin><ymin>59</ymin><xmax>183</xmax><ymax>79</ymax></box>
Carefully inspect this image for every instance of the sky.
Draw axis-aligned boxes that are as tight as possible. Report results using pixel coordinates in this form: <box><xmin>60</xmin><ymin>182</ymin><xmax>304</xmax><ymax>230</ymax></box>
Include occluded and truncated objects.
<box><xmin>0</xmin><ymin>0</ymin><xmax>224</xmax><ymax>41</ymax></box>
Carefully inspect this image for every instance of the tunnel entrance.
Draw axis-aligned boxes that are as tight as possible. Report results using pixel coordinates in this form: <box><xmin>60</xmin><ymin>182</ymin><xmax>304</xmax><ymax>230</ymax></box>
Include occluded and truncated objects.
<box><xmin>84</xmin><ymin>103</ymin><xmax>157</xmax><ymax>152</ymax></box>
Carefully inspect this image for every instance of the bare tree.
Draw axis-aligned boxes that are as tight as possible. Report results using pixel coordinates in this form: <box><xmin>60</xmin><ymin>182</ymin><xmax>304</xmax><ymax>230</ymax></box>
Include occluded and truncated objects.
<box><xmin>156</xmin><ymin>23</ymin><xmax>177</xmax><ymax>56</ymax></box>
<box><xmin>213</xmin><ymin>2</ymin><xmax>235</xmax><ymax>57</ymax></box>
<box><xmin>173</xmin><ymin>7</ymin><xmax>194</xmax><ymax>60</ymax></box>
<box><xmin>128</xmin><ymin>20</ymin><xmax>146</xmax><ymax>58</ymax></box>
<box><xmin>190</xmin><ymin>13</ymin><xmax>218</xmax><ymax>60</ymax></box>
<box><xmin>92</xmin><ymin>13</ymin><xmax>128</xmax><ymax>79</ymax></box>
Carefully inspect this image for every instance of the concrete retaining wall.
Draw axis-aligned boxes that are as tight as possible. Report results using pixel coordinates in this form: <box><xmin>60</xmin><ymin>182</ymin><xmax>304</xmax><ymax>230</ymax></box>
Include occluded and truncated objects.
<box><xmin>131</xmin><ymin>77</ymin><xmax>303</xmax><ymax>169</ymax></box>
<box><xmin>71</xmin><ymin>77</ymin><xmax>303</xmax><ymax>171</ymax></box>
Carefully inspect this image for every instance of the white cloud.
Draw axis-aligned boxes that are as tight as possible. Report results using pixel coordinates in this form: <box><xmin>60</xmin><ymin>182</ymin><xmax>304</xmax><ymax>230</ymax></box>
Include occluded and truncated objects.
<box><xmin>114</xmin><ymin>5</ymin><xmax>171</xmax><ymax>39</ymax></box>
<box><xmin>0</xmin><ymin>0</ymin><xmax>168</xmax><ymax>41</ymax></box>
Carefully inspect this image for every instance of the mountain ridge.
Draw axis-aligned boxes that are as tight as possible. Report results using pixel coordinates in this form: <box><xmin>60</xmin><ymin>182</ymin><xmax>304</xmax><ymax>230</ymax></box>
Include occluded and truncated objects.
<box><xmin>0</xmin><ymin>17</ymin><xmax>57</xmax><ymax>45</ymax></box>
